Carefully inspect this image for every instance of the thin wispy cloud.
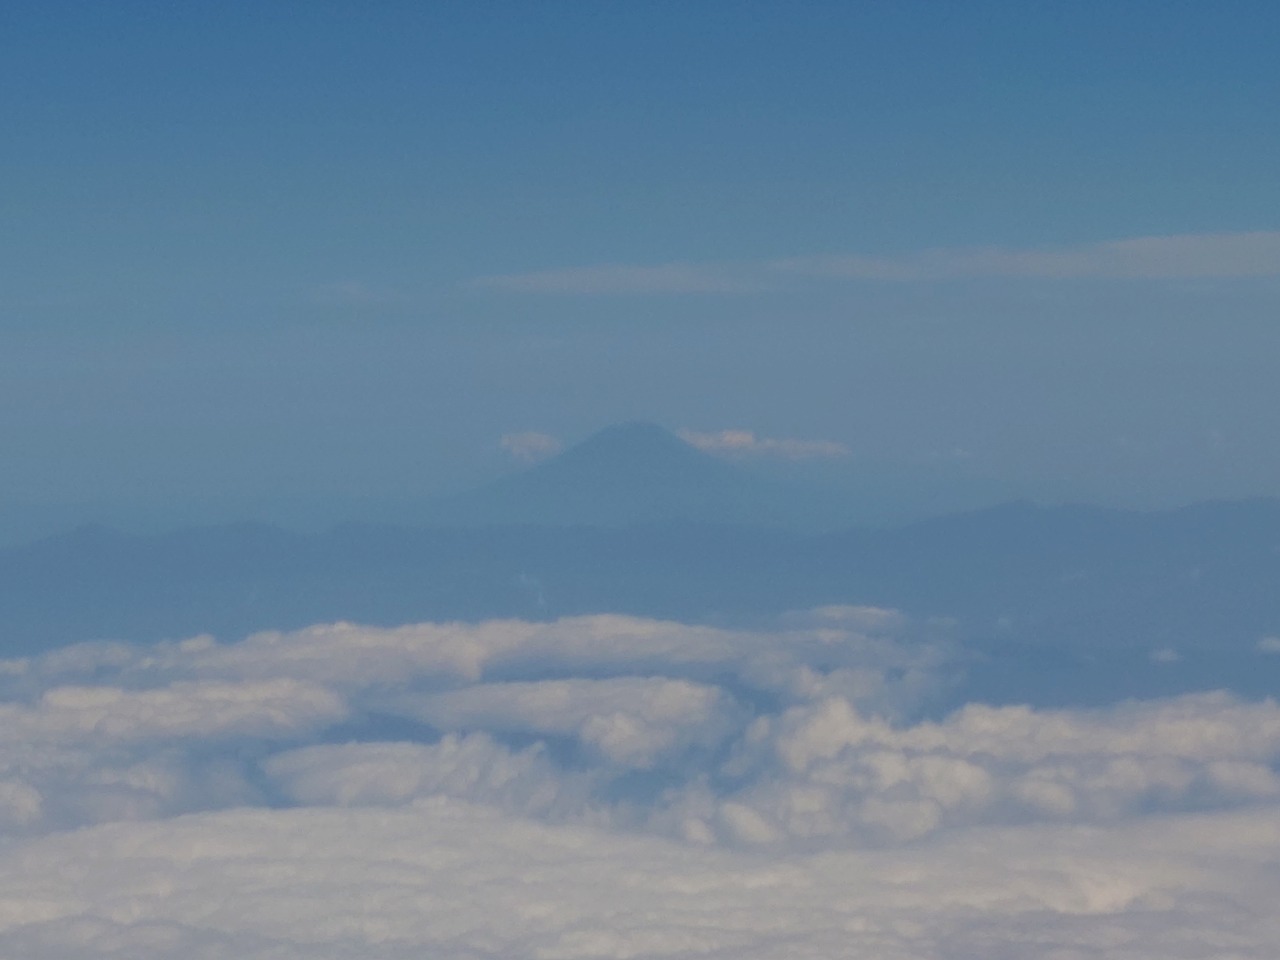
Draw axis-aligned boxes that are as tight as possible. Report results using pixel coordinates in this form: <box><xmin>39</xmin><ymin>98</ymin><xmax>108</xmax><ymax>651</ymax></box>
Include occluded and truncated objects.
<box><xmin>779</xmin><ymin>231</ymin><xmax>1280</xmax><ymax>281</ymax></box>
<box><xmin>680</xmin><ymin>428</ymin><xmax>852</xmax><ymax>460</ymax></box>
<box><xmin>475</xmin><ymin>231</ymin><xmax>1280</xmax><ymax>295</ymax></box>
<box><xmin>475</xmin><ymin>262</ymin><xmax>767</xmax><ymax>295</ymax></box>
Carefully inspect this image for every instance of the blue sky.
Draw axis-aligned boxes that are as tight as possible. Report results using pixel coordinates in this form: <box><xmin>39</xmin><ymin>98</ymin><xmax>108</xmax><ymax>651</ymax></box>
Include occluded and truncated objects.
<box><xmin>3</xmin><ymin>1</ymin><xmax>1279</xmax><ymax>535</ymax></box>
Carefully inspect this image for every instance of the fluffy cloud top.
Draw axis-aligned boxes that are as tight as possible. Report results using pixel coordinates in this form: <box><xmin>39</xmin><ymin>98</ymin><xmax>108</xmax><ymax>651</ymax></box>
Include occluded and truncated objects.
<box><xmin>1</xmin><ymin>611</ymin><xmax>1279</xmax><ymax>957</ymax></box>
<box><xmin>404</xmin><ymin>677</ymin><xmax>739</xmax><ymax>767</ymax></box>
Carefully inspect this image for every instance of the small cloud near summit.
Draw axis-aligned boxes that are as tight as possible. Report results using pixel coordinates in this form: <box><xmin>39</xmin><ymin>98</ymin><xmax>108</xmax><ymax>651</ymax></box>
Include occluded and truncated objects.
<box><xmin>501</xmin><ymin>431</ymin><xmax>564</xmax><ymax>463</ymax></box>
<box><xmin>679</xmin><ymin>428</ymin><xmax>851</xmax><ymax>461</ymax></box>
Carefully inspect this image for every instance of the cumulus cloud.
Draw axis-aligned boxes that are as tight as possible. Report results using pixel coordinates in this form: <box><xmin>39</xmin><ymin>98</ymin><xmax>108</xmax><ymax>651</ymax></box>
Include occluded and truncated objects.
<box><xmin>678</xmin><ymin>428</ymin><xmax>851</xmax><ymax>460</ymax></box>
<box><xmin>475</xmin><ymin>231</ymin><xmax>1280</xmax><ymax>295</ymax></box>
<box><xmin>401</xmin><ymin>677</ymin><xmax>741</xmax><ymax>768</ymax></box>
<box><xmin>500</xmin><ymin>430</ymin><xmax>564</xmax><ymax>463</ymax></box>
<box><xmin>5</xmin><ymin>610</ymin><xmax>937</xmax><ymax>718</ymax></box>
<box><xmin>5</xmin><ymin>679</ymin><xmax>345</xmax><ymax>745</ymax></box>
<box><xmin>1</xmin><ymin>611</ymin><xmax>1279</xmax><ymax>957</ymax></box>
<box><xmin>706</xmin><ymin>692</ymin><xmax>1280</xmax><ymax>845</ymax></box>
<box><xmin>265</xmin><ymin>735</ymin><xmax>594</xmax><ymax>818</ymax></box>
<box><xmin>0</xmin><ymin>677</ymin><xmax>343</xmax><ymax>833</ymax></box>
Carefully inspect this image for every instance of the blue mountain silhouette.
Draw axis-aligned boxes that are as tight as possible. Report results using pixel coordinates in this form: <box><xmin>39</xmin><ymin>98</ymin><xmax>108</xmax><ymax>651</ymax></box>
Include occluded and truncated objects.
<box><xmin>431</xmin><ymin>422</ymin><xmax>806</xmax><ymax>527</ymax></box>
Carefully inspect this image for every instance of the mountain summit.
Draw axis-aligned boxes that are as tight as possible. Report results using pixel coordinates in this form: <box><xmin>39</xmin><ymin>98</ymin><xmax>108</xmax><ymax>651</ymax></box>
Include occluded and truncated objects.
<box><xmin>540</xmin><ymin>421</ymin><xmax>729</xmax><ymax>485</ymax></box>
<box><xmin>433</xmin><ymin>422</ymin><xmax>798</xmax><ymax>527</ymax></box>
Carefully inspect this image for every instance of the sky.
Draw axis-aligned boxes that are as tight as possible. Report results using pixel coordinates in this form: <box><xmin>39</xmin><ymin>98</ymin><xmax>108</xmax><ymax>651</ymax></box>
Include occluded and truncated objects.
<box><xmin>3</xmin><ymin>0</ymin><xmax>1280</xmax><ymax>537</ymax></box>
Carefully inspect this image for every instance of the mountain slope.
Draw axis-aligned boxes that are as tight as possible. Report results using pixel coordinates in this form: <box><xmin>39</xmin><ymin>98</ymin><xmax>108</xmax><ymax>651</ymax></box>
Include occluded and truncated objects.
<box><xmin>428</xmin><ymin>422</ymin><xmax>806</xmax><ymax>527</ymax></box>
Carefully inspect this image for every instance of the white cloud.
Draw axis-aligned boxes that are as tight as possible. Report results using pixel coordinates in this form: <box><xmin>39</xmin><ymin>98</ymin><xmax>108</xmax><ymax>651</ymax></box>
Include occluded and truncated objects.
<box><xmin>678</xmin><ymin>428</ymin><xmax>851</xmax><ymax>460</ymax></box>
<box><xmin>0</xmin><ymin>611</ymin><xmax>941</xmax><ymax>838</ymax></box>
<box><xmin>500</xmin><ymin>430</ymin><xmax>564</xmax><ymax>463</ymax></box>
<box><xmin>705</xmin><ymin>691</ymin><xmax>1280</xmax><ymax>844</ymax></box>
<box><xmin>265</xmin><ymin>735</ymin><xmax>593</xmax><ymax>818</ymax></box>
<box><xmin>0</xmin><ymin>678</ymin><xmax>344</xmax><ymax>833</ymax></box>
<box><xmin>474</xmin><ymin>231</ymin><xmax>1280</xmax><ymax>295</ymax></box>
<box><xmin>401</xmin><ymin>677</ymin><xmax>740</xmax><ymax>768</ymax></box>
<box><xmin>1258</xmin><ymin>636</ymin><xmax>1280</xmax><ymax>655</ymax></box>
<box><xmin>4</xmin><ymin>679</ymin><xmax>346</xmax><ymax>745</ymax></box>
<box><xmin>2</xmin><ymin>799</ymin><xmax>1280</xmax><ymax>958</ymax></box>
<box><xmin>8</xmin><ymin>611</ymin><xmax>936</xmax><ymax>718</ymax></box>
<box><xmin>2</xmin><ymin>612</ymin><xmax>1279</xmax><ymax>956</ymax></box>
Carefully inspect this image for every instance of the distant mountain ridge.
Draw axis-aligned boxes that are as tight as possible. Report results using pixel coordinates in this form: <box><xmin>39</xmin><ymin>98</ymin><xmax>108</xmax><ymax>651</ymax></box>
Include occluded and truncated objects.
<box><xmin>4</xmin><ymin>491</ymin><xmax>1280</xmax><ymax>663</ymax></box>
<box><xmin>3</xmin><ymin>421</ymin><xmax>1280</xmax><ymax>706</ymax></box>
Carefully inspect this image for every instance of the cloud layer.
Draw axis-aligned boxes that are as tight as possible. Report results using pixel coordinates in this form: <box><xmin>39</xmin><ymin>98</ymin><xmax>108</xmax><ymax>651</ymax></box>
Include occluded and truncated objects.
<box><xmin>2</xmin><ymin>611</ymin><xmax>1279</xmax><ymax>957</ymax></box>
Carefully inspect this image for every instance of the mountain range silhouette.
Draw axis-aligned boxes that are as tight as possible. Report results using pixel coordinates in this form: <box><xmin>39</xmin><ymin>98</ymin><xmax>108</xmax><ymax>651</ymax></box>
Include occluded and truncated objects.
<box><xmin>2</xmin><ymin>423</ymin><xmax>1279</xmax><ymax>707</ymax></box>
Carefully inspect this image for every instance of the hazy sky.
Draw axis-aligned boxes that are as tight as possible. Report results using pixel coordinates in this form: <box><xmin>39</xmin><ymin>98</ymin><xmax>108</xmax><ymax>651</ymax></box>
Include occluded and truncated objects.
<box><xmin>6</xmin><ymin>10</ymin><xmax>1280</xmax><ymax>953</ymax></box>
<box><xmin>4</xmin><ymin>1</ymin><xmax>1279</xmax><ymax>529</ymax></box>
